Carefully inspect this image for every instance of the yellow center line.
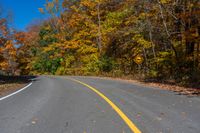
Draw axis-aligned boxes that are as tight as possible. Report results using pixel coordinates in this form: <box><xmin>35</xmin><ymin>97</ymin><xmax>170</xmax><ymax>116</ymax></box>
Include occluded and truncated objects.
<box><xmin>67</xmin><ymin>78</ymin><xmax>142</xmax><ymax>133</ymax></box>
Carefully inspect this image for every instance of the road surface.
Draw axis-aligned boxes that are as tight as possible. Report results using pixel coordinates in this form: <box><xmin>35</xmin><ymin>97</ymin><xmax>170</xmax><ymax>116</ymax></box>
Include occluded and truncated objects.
<box><xmin>0</xmin><ymin>76</ymin><xmax>200</xmax><ymax>133</ymax></box>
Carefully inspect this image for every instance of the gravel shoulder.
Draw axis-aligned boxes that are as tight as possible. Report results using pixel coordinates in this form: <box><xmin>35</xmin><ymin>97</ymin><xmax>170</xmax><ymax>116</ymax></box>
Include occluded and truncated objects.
<box><xmin>0</xmin><ymin>83</ymin><xmax>27</xmax><ymax>97</ymax></box>
<box><xmin>87</xmin><ymin>76</ymin><xmax>200</xmax><ymax>96</ymax></box>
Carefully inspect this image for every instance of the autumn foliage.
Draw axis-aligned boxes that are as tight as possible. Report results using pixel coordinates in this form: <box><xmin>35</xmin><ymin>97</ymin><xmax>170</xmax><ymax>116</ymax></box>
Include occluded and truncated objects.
<box><xmin>0</xmin><ymin>0</ymin><xmax>199</xmax><ymax>86</ymax></box>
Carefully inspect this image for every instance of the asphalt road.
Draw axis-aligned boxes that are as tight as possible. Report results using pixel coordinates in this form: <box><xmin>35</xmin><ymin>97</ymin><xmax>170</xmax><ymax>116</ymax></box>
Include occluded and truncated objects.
<box><xmin>0</xmin><ymin>76</ymin><xmax>200</xmax><ymax>133</ymax></box>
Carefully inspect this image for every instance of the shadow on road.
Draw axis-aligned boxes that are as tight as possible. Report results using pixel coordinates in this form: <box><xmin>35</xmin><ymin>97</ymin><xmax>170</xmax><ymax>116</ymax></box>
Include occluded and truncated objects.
<box><xmin>0</xmin><ymin>75</ymin><xmax>38</xmax><ymax>84</ymax></box>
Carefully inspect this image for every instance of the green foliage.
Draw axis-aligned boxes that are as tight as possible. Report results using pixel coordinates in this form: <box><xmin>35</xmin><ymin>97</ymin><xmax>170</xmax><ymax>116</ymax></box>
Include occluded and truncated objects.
<box><xmin>33</xmin><ymin>53</ymin><xmax>61</xmax><ymax>74</ymax></box>
<box><xmin>39</xmin><ymin>25</ymin><xmax>58</xmax><ymax>46</ymax></box>
<box><xmin>98</xmin><ymin>56</ymin><xmax>116</xmax><ymax>73</ymax></box>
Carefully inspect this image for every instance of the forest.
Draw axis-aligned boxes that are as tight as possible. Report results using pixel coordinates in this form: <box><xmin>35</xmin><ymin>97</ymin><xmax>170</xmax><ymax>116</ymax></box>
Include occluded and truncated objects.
<box><xmin>0</xmin><ymin>0</ymin><xmax>199</xmax><ymax>87</ymax></box>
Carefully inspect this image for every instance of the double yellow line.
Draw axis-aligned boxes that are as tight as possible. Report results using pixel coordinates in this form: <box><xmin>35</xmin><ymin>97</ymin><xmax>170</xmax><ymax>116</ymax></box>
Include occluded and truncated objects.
<box><xmin>68</xmin><ymin>78</ymin><xmax>142</xmax><ymax>133</ymax></box>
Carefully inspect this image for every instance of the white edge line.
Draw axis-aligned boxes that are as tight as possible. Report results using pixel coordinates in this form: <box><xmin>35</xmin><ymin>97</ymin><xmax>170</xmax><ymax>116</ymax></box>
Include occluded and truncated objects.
<box><xmin>0</xmin><ymin>82</ymin><xmax>33</xmax><ymax>101</ymax></box>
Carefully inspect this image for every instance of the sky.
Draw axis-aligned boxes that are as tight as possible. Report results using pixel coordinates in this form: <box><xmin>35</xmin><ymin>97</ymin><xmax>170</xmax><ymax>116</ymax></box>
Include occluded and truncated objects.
<box><xmin>0</xmin><ymin>0</ymin><xmax>48</xmax><ymax>31</ymax></box>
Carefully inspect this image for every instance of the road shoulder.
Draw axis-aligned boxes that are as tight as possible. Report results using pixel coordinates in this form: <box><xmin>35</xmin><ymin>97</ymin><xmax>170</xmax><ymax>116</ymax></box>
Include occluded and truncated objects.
<box><xmin>82</xmin><ymin>76</ymin><xmax>200</xmax><ymax>96</ymax></box>
<box><xmin>0</xmin><ymin>76</ymin><xmax>35</xmax><ymax>98</ymax></box>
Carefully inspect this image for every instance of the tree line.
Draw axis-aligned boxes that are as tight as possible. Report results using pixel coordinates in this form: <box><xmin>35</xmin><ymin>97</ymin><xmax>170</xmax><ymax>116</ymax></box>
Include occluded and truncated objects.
<box><xmin>0</xmin><ymin>0</ymin><xmax>199</xmax><ymax>86</ymax></box>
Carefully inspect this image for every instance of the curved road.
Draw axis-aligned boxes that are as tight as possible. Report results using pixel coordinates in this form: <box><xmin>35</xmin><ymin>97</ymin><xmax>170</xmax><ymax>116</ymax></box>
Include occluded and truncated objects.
<box><xmin>0</xmin><ymin>76</ymin><xmax>200</xmax><ymax>133</ymax></box>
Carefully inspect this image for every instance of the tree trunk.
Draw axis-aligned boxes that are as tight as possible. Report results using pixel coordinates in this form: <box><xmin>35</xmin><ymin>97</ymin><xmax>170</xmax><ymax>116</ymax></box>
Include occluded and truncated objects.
<box><xmin>97</xmin><ymin>2</ymin><xmax>102</xmax><ymax>53</ymax></box>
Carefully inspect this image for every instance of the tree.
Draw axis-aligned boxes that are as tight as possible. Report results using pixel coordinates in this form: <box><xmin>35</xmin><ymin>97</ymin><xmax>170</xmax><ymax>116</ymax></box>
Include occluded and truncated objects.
<box><xmin>18</xmin><ymin>0</ymin><xmax>199</xmax><ymax>85</ymax></box>
<box><xmin>0</xmin><ymin>6</ymin><xmax>17</xmax><ymax>74</ymax></box>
